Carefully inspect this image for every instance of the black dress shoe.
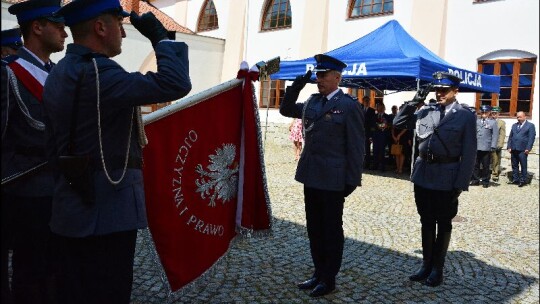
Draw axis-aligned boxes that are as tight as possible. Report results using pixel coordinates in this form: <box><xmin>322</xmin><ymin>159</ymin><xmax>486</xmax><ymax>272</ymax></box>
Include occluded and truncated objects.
<box><xmin>518</xmin><ymin>182</ymin><xmax>525</xmax><ymax>187</ymax></box>
<box><xmin>482</xmin><ymin>184</ymin><xmax>489</xmax><ymax>188</ymax></box>
<box><xmin>297</xmin><ymin>277</ymin><xmax>319</xmax><ymax>290</ymax></box>
<box><xmin>309</xmin><ymin>282</ymin><xmax>335</xmax><ymax>297</ymax></box>
<box><xmin>507</xmin><ymin>181</ymin><xmax>519</xmax><ymax>185</ymax></box>
<box><xmin>469</xmin><ymin>181</ymin><xmax>480</xmax><ymax>186</ymax></box>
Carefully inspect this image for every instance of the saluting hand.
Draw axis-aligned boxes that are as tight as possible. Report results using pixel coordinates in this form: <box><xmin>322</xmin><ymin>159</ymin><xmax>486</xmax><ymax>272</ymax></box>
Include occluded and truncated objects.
<box><xmin>291</xmin><ymin>70</ymin><xmax>312</xmax><ymax>92</ymax></box>
<box><xmin>130</xmin><ymin>11</ymin><xmax>169</xmax><ymax>47</ymax></box>
<box><xmin>409</xmin><ymin>83</ymin><xmax>433</xmax><ymax>107</ymax></box>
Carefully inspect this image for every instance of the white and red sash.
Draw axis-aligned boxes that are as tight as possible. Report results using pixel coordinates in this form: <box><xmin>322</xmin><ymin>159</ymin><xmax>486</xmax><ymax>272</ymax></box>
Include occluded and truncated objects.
<box><xmin>7</xmin><ymin>58</ymin><xmax>48</xmax><ymax>102</ymax></box>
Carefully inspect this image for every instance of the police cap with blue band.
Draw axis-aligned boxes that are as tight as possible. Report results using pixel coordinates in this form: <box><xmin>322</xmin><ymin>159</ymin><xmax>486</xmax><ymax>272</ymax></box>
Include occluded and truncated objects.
<box><xmin>8</xmin><ymin>0</ymin><xmax>64</xmax><ymax>24</ymax></box>
<box><xmin>57</xmin><ymin>0</ymin><xmax>130</xmax><ymax>27</ymax></box>
<box><xmin>480</xmin><ymin>105</ymin><xmax>492</xmax><ymax>112</ymax></box>
<box><xmin>1</xmin><ymin>28</ymin><xmax>23</xmax><ymax>49</ymax></box>
<box><xmin>432</xmin><ymin>71</ymin><xmax>462</xmax><ymax>88</ymax></box>
<box><xmin>312</xmin><ymin>54</ymin><xmax>347</xmax><ymax>73</ymax></box>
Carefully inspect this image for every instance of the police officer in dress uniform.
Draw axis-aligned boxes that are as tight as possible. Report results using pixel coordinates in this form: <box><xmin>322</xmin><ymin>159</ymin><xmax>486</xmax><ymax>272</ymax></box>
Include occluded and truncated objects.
<box><xmin>490</xmin><ymin>106</ymin><xmax>506</xmax><ymax>182</ymax></box>
<box><xmin>1</xmin><ymin>28</ymin><xmax>23</xmax><ymax>57</ymax></box>
<box><xmin>393</xmin><ymin>71</ymin><xmax>476</xmax><ymax>287</ymax></box>
<box><xmin>280</xmin><ymin>54</ymin><xmax>364</xmax><ymax>297</ymax></box>
<box><xmin>42</xmin><ymin>0</ymin><xmax>191</xmax><ymax>302</ymax></box>
<box><xmin>1</xmin><ymin>1</ymin><xmax>67</xmax><ymax>302</ymax></box>
<box><xmin>470</xmin><ymin>105</ymin><xmax>499</xmax><ymax>188</ymax></box>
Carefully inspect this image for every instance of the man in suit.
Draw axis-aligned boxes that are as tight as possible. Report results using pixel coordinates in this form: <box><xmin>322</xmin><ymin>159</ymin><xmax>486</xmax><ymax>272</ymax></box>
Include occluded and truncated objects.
<box><xmin>280</xmin><ymin>54</ymin><xmax>364</xmax><ymax>297</ymax></box>
<box><xmin>490</xmin><ymin>106</ymin><xmax>506</xmax><ymax>182</ymax></box>
<box><xmin>506</xmin><ymin>111</ymin><xmax>536</xmax><ymax>187</ymax></box>
<box><xmin>393</xmin><ymin>71</ymin><xmax>476</xmax><ymax>287</ymax></box>
<box><xmin>42</xmin><ymin>0</ymin><xmax>191</xmax><ymax>302</ymax></box>
<box><xmin>470</xmin><ymin>105</ymin><xmax>499</xmax><ymax>188</ymax></box>
<box><xmin>1</xmin><ymin>28</ymin><xmax>23</xmax><ymax>58</ymax></box>
<box><xmin>361</xmin><ymin>95</ymin><xmax>376</xmax><ymax>170</ymax></box>
<box><xmin>1</xmin><ymin>1</ymin><xmax>67</xmax><ymax>302</ymax></box>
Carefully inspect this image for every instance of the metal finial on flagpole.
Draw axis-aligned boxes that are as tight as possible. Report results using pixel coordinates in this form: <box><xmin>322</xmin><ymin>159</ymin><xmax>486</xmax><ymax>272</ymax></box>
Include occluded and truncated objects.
<box><xmin>255</xmin><ymin>56</ymin><xmax>280</xmax><ymax>82</ymax></box>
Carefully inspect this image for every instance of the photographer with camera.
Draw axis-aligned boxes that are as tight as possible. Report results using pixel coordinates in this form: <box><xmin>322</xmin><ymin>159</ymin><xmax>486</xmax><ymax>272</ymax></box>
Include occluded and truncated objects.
<box><xmin>393</xmin><ymin>71</ymin><xmax>476</xmax><ymax>287</ymax></box>
<box><xmin>42</xmin><ymin>0</ymin><xmax>191</xmax><ymax>302</ymax></box>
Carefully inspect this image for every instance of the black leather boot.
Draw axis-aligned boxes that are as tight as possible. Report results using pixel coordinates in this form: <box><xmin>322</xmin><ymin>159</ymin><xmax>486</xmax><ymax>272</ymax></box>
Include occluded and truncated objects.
<box><xmin>426</xmin><ymin>231</ymin><xmax>451</xmax><ymax>287</ymax></box>
<box><xmin>409</xmin><ymin>227</ymin><xmax>435</xmax><ymax>281</ymax></box>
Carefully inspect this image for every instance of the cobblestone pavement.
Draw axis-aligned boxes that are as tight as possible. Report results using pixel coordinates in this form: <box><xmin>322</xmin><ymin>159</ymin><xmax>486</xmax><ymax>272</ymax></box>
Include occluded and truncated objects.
<box><xmin>131</xmin><ymin>139</ymin><xmax>539</xmax><ymax>304</ymax></box>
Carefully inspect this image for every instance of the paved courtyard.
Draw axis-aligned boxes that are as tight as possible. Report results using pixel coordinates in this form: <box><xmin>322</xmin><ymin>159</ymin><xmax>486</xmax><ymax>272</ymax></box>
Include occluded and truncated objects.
<box><xmin>131</xmin><ymin>137</ymin><xmax>539</xmax><ymax>304</ymax></box>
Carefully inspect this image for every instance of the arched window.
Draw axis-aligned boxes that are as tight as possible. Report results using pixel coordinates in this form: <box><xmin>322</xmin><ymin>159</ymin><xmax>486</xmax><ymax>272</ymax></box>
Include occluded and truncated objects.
<box><xmin>348</xmin><ymin>0</ymin><xmax>394</xmax><ymax>19</ymax></box>
<box><xmin>477</xmin><ymin>57</ymin><xmax>537</xmax><ymax>117</ymax></box>
<box><xmin>197</xmin><ymin>0</ymin><xmax>218</xmax><ymax>32</ymax></box>
<box><xmin>261</xmin><ymin>0</ymin><xmax>291</xmax><ymax>31</ymax></box>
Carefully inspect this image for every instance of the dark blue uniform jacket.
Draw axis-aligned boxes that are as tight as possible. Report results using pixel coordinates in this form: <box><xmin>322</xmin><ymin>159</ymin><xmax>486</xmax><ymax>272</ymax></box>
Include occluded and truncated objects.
<box><xmin>42</xmin><ymin>42</ymin><xmax>191</xmax><ymax>237</ymax></box>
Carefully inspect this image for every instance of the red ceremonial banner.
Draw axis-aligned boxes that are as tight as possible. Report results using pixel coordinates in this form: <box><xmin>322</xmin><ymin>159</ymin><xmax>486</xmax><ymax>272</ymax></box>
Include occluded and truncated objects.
<box><xmin>142</xmin><ymin>70</ymin><xmax>271</xmax><ymax>292</ymax></box>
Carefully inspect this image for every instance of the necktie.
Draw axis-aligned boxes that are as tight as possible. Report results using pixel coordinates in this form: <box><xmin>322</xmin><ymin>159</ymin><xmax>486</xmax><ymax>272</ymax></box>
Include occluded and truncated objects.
<box><xmin>440</xmin><ymin>105</ymin><xmax>445</xmax><ymax>120</ymax></box>
<box><xmin>322</xmin><ymin>96</ymin><xmax>328</xmax><ymax>107</ymax></box>
<box><xmin>518</xmin><ymin>123</ymin><xmax>521</xmax><ymax>130</ymax></box>
<box><xmin>44</xmin><ymin>62</ymin><xmax>53</xmax><ymax>72</ymax></box>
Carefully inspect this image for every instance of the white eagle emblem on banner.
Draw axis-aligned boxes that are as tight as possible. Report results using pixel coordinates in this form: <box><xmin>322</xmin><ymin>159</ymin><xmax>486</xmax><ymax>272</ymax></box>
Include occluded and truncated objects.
<box><xmin>195</xmin><ymin>143</ymin><xmax>239</xmax><ymax>207</ymax></box>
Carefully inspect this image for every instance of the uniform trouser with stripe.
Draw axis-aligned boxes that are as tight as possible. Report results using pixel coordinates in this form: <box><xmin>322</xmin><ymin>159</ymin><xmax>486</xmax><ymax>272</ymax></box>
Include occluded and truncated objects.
<box><xmin>304</xmin><ymin>186</ymin><xmax>345</xmax><ymax>286</ymax></box>
<box><xmin>1</xmin><ymin>192</ymin><xmax>56</xmax><ymax>304</ymax></box>
<box><xmin>472</xmin><ymin>150</ymin><xmax>492</xmax><ymax>185</ymax></box>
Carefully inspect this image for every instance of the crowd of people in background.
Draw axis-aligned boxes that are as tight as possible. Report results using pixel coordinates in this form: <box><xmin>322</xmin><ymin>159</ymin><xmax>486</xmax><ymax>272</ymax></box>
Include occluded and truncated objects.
<box><xmin>356</xmin><ymin>98</ymin><xmax>535</xmax><ymax>186</ymax></box>
<box><xmin>360</xmin><ymin>96</ymin><xmax>414</xmax><ymax>175</ymax></box>
<box><xmin>468</xmin><ymin>105</ymin><xmax>536</xmax><ymax>188</ymax></box>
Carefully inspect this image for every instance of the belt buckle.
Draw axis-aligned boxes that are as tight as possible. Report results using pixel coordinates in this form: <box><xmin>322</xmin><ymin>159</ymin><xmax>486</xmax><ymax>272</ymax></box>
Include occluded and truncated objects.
<box><xmin>426</xmin><ymin>151</ymin><xmax>435</xmax><ymax>164</ymax></box>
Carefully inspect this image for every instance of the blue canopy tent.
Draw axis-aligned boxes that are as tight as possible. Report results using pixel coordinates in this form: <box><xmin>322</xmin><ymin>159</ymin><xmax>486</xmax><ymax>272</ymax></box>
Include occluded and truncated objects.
<box><xmin>271</xmin><ymin>20</ymin><xmax>500</xmax><ymax>94</ymax></box>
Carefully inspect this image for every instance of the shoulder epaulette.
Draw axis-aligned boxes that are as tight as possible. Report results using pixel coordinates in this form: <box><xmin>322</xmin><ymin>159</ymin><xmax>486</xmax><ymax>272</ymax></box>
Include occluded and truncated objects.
<box><xmin>420</xmin><ymin>104</ymin><xmax>436</xmax><ymax>110</ymax></box>
<box><xmin>345</xmin><ymin>93</ymin><xmax>358</xmax><ymax>101</ymax></box>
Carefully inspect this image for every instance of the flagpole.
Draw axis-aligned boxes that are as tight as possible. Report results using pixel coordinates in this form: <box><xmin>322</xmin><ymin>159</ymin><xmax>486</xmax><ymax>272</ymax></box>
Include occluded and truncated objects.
<box><xmin>143</xmin><ymin>78</ymin><xmax>243</xmax><ymax>126</ymax></box>
<box><xmin>244</xmin><ymin>0</ymin><xmax>249</xmax><ymax>60</ymax></box>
